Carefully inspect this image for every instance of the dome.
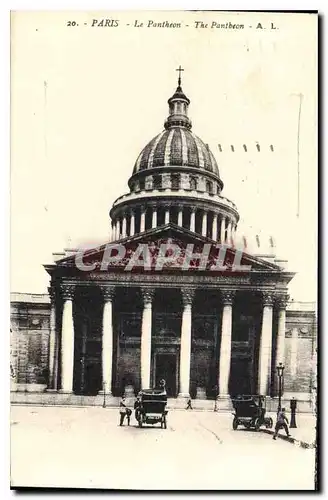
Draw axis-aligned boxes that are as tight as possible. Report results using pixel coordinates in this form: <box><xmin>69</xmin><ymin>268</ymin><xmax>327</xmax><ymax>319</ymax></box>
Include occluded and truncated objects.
<box><xmin>133</xmin><ymin>127</ymin><xmax>221</xmax><ymax>177</ymax></box>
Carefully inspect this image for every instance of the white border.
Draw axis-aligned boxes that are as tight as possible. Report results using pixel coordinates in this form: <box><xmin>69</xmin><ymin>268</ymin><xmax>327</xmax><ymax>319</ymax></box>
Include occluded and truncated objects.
<box><xmin>2</xmin><ymin>2</ymin><xmax>323</xmax><ymax>498</ymax></box>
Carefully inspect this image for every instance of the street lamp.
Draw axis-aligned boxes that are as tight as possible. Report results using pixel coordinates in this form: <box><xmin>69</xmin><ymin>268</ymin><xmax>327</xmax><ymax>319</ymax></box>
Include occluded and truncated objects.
<box><xmin>276</xmin><ymin>363</ymin><xmax>285</xmax><ymax>413</ymax></box>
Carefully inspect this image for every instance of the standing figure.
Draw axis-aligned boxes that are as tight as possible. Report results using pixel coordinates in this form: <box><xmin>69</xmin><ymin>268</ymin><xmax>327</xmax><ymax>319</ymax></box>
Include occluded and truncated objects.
<box><xmin>273</xmin><ymin>407</ymin><xmax>291</xmax><ymax>440</ymax></box>
<box><xmin>119</xmin><ymin>396</ymin><xmax>130</xmax><ymax>426</ymax></box>
<box><xmin>290</xmin><ymin>397</ymin><xmax>297</xmax><ymax>428</ymax></box>
<box><xmin>134</xmin><ymin>395</ymin><xmax>142</xmax><ymax>422</ymax></box>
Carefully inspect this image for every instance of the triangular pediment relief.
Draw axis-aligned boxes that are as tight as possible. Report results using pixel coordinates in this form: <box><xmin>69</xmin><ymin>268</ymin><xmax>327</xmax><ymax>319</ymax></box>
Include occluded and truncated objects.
<box><xmin>53</xmin><ymin>223</ymin><xmax>282</xmax><ymax>274</ymax></box>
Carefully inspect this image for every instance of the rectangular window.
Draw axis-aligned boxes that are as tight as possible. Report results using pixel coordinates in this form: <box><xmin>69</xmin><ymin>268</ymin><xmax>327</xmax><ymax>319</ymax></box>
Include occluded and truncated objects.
<box><xmin>171</xmin><ymin>173</ymin><xmax>180</xmax><ymax>190</ymax></box>
<box><xmin>153</xmin><ymin>174</ymin><xmax>162</xmax><ymax>189</ymax></box>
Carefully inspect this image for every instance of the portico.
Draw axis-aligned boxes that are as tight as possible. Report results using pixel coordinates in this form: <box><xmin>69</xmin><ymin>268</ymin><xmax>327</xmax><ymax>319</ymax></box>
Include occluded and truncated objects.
<box><xmin>46</xmin><ymin>244</ymin><xmax>291</xmax><ymax>402</ymax></box>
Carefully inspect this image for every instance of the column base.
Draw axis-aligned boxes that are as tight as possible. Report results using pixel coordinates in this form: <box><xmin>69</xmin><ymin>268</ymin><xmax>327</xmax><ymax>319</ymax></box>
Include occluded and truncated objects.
<box><xmin>177</xmin><ymin>393</ymin><xmax>190</xmax><ymax>400</ymax></box>
<box><xmin>216</xmin><ymin>394</ymin><xmax>233</xmax><ymax>411</ymax></box>
<box><xmin>58</xmin><ymin>389</ymin><xmax>73</xmax><ymax>394</ymax></box>
<box><xmin>98</xmin><ymin>390</ymin><xmax>113</xmax><ymax>397</ymax></box>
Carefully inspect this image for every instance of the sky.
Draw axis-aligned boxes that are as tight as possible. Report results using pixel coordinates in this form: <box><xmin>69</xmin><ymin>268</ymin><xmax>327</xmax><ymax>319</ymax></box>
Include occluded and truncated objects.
<box><xmin>10</xmin><ymin>11</ymin><xmax>317</xmax><ymax>301</ymax></box>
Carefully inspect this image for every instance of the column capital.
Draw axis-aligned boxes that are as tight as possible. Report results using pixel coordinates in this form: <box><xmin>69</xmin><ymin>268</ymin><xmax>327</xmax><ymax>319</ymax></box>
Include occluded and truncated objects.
<box><xmin>61</xmin><ymin>284</ymin><xmax>75</xmax><ymax>300</ymax></box>
<box><xmin>101</xmin><ymin>286</ymin><xmax>115</xmax><ymax>302</ymax></box>
<box><xmin>141</xmin><ymin>288</ymin><xmax>154</xmax><ymax>305</ymax></box>
<box><xmin>275</xmin><ymin>293</ymin><xmax>289</xmax><ymax>309</ymax></box>
<box><xmin>221</xmin><ymin>290</ymin><xmax>235</xmax><ymax>306</ymax></box>
<box><xmin>181</xmin><ymin>288</ymin><xmax>195</xmax><ymax>306</ymax></box>
<box><xmin>262</xmin><ymin>291</ymin><xmax>274</xmax><ymax>307</ymax></box>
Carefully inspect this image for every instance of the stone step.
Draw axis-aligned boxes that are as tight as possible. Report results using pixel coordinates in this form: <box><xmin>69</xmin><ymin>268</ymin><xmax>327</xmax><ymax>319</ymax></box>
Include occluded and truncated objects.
<box><xmin>10</xmin><ymin>391</ymin><xmax>314</xmax><ymax>413</ymax></box>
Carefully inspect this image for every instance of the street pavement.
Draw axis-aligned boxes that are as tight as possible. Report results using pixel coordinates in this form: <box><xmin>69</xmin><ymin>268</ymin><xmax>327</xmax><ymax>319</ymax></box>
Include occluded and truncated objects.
<box><xmin>10</xmin><ymin>406</ymin><xmax>317</xmax><ymax>490</ymax></box>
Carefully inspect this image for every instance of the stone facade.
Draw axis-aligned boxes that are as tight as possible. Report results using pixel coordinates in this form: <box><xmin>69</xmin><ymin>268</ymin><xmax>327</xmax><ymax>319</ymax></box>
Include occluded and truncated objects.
<box><xmin>10</xmin><ymin>291</ymin><xmax>317</xmax><ymax>406</ymax></box>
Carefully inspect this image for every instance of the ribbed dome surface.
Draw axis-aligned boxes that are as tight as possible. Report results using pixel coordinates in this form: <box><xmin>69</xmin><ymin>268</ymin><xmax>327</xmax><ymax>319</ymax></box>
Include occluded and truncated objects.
<box><xmin>133</xmin><ymin>127</ymin><xmax>220</xmax><ymax>177</ymax></box>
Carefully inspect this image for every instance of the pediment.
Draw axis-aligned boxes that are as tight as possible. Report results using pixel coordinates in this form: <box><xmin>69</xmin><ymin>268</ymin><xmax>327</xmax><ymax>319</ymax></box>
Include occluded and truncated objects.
<box><xmin>53</xmin><ymin>223</ymin><xmax>282</xmax><ymax>274</ymax></box>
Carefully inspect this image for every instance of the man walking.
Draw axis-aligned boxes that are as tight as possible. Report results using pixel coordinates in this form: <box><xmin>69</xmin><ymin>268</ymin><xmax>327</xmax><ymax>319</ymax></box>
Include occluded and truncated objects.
<box><xmin>273</xmin><ymin>407</ymin><xmax>291</xmax><ymax>440</ymax></box>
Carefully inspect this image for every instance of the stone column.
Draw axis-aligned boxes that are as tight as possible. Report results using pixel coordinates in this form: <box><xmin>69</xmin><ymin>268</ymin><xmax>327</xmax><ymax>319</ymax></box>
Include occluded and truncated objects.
<box><xmin>165</xmin><ymin>207</ymin><xmax>170</xmax><ymax>224</ymax></box>
<box><xmin>178</xmin><ymin>208</ymin><xmax>183</xmax><ymax>227</ymax></box>
<box><xmin>201</xmin><ymin>210</ymin><xmax>207</xmax><ymax>237</ymax></box>
<box><xmin>220</xmin><ymin>216</ymin><xmax>226</xmax><ymax>243</ymax></box>
<box><xmin>152</xmin><ymin>207</ymin><xmax>157</xmax><ymax>229</ymax></box>
<box><xmin>47</xmin><ymin>287</ymin><xmax>57</xmax><ymax>389</ymax></box>
<box><xmin>130</xmin><ymin>209</ymin><xmax>135</xmax><ymax>236</ymax></box>
<box><xmin>141</xmin><ymin>289</ymin><xmax>154</xmax><ymax>390</ymax></box>
<box><xmin>190</xmin><ymin>208</ymin><xmax>196</xmax><ymax>232</ymax></box>
<box><xmin>115</xmin><ymin>219</ymin><xmax>120</xmax><ymax>240</ymax></box>
<box><xmin>212</xmin><ymin>213</ymin><xmax>218</xmax><ymax>241</ymax></box>
<box><xmin>140</xmin><ymin>206</ymin><xmax>146</xmax><ymax>233</ymax></box>
<box><xmin>100</xmin><ymin>286</ymin><xmax>115</xmax><ymax>396</ymax></box>
<box><xmin>275</xmin><ymin>294</ymin><xmax>289</xmax><ymax>367</ymax></box>
<box><xmin>258</xmin><ymin>292</ymin><xmax>274</xmax><ymax>395</ymax></box>
<box><xmin>178</xmin><ymin>289</ymin><xmax>194</xmax><ymax>398</ymax></box>
<box><xmin>227</xmin><ymin>220</ymin><xmax>232</xmax><ymax>245</ymax></box>
<box><xmin>60</xmin><ymin>285</ymin><xmax>75</xmax><ymax>393</ymax></box>
<box><xmin>218</xmin><ymin>291</ymin><xmax>234</xmax><ymax>396</ymax></box>
<box><xmin>122</xmin><ymin>213</ymin><xmax>127</xmax><ymax>238</ymax></box>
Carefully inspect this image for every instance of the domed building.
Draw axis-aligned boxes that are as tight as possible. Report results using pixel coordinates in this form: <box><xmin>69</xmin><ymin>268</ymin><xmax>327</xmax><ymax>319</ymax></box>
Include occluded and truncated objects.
<box><xmin>109</xmin><ymin>76</ymin><xmax>239</xmax><ymax>244</ymax></box>
<box><xmin>10</xmin><ymin>73</ymin><xmax>317</xmax><ymax>410</ymax></box>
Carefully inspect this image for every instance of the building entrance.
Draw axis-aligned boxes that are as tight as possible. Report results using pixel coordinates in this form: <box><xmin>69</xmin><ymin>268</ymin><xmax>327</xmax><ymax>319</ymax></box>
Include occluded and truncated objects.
<box><xmin>154</xmin><ymin>353</ymin><xmax>177</xmax><ymax>397</ymax></box>
<box><xmin>229</xmin><ymin>357</ymin><xmax>252</xmax><ymax>397</ymax></box>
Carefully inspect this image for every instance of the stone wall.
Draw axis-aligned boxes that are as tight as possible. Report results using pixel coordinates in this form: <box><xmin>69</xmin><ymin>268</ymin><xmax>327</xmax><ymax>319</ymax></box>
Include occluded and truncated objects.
<box><xmin>284</xmin><ymin>309</ymin><xmax>317</xmax><ymax>400</ymax></box>
<box><xmin>11</xmin><ymin>294</ymin><xmax>50</xmax><ymax>391</ymax></box>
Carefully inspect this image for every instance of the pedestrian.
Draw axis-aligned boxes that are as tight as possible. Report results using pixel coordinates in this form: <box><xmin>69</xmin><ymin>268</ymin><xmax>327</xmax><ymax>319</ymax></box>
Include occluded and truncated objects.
<box><xmin>126</xmin><ymin>407</ymin><xmax>132</xmax><ymax>425</ymax></box>
<box><xmin>273</xmin><ymin>407</ymin><xmax>291</xmax><ymax>440</ymax></box>
<box><xmin>134</xmin><ymin>395</ymin><xmax>142</xmax><ymax>421</ymax></box>
<box><xmin>186</xmin><ymin>398</ymin><xmax>193</xmax><ymax>410</ymax></box>
<box><xmin>119</xmin><ymin>396</ymin><xmax>130</xmax><ymax>426</ymax></box>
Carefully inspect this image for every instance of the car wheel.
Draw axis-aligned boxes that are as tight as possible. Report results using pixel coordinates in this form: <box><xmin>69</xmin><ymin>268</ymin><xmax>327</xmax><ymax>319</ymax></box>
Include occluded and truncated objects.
<box><xmin>255</xmin><ymin>418</ymin><xmax>261</xmax><ymax>431</ymax></box>
<box><xmin>267</xmin><ymin>417</ymin><xmax>273</xmax><ymax>429</ymax></box>
<box><xmin>232</xmin><ymin>418</ymin><xmax>238</xmax><ymax>430</ymax></box>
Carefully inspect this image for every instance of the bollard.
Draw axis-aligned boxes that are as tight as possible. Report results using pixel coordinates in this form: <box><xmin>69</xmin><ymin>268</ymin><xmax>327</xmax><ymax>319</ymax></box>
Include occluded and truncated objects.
<box><xmin>102</xmin><ymin>382</ymin><xmax>106</xmax><ymax>408</ymax></box>
<box><xmin>290</xmin><ymin>397</ymin><xmax>297</xmax><ymax>428</ymax></box>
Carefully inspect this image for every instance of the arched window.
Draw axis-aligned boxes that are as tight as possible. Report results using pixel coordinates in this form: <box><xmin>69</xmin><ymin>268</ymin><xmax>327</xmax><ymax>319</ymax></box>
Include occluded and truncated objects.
<box><xmin>190</xmin><ymin>176</ymin><xmax>197</xmax><ymax>190</ymax></box>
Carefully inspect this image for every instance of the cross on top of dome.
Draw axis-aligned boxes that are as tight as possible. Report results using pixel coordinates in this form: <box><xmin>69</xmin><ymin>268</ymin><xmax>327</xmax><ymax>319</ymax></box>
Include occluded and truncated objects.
<box><xmin>176</xmin><ymin>65</ymin><xmax>184</xmax><ymax>86</ymax></box>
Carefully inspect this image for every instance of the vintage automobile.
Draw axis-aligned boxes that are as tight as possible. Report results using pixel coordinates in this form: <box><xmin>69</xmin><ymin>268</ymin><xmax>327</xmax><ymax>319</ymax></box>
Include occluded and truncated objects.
<box><xmin>231</xmin><ymin>394</ymin><xmax>273</xmax><ymax>431</ymax></box>
<box><xmin>136</xmin><ymin>389</ymin><xmax>168</xmax><ymax>429</ymax></box>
